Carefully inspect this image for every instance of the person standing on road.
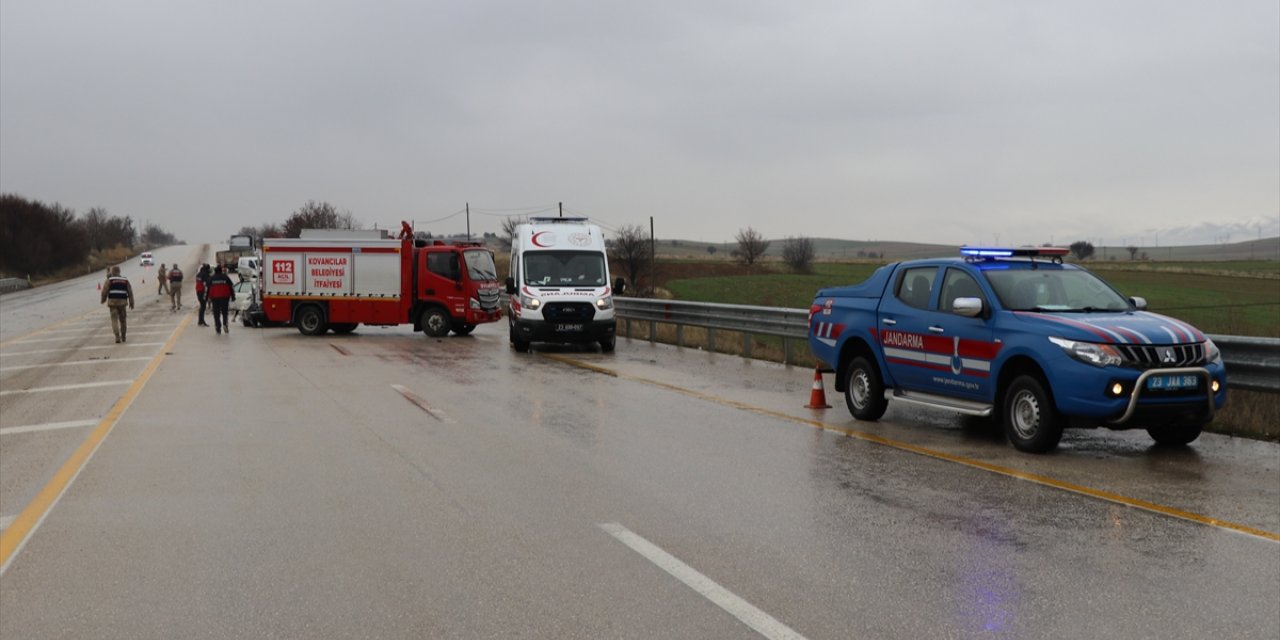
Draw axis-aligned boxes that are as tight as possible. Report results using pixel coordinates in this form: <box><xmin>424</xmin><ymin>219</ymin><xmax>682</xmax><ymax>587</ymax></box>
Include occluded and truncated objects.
<box><xmin>100</xmin><ymin>265</ymin><xmax>135</xmax><ymax>343</ymax></box>
<box><xmin>157</xmin><ymin>263</ymin><xmax>169</xmax><ymax>296</ymax></box>
<box><xmin>207</xmin><ymin>265</ymin><xmax>236</xmax><ymax>335</ymax></box>
<box><xmin>195</xmin><ymin>264</ymin><xmax>211</xmax><ymax>326</ymax></box>
<box><xmin>168</xmin><ymin>263</ymin><xmax>184</xmax><ymax>311</ymax></box>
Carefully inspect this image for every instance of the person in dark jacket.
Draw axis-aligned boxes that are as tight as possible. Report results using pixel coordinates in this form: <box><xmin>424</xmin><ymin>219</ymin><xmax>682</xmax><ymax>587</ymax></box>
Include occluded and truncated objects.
<box><xmin>207</xmin><ymin>265</ymin><xmax>236</xmax><ymax>335</ymax></box>
<box><xmin>100</xmin><ymin>265</ymin><xmax>135</xmax><ymax>343</ymax></box>
<box><xmin>195</xmin><ymin>264</ymin><xmax>211</xmax><ymax>326</ymax></box>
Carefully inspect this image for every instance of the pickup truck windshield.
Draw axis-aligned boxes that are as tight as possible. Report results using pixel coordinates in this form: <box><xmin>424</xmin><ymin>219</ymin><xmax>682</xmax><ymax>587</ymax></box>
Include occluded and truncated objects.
<box><xmin>524</xmin><ymin>251</ymin><xmax>606</xmax><ymax>287</ymax></box>
<box><xmin>986</xmin><ymin>269</ymin><xmax>1130</xmax><ymax>312</ymax></box>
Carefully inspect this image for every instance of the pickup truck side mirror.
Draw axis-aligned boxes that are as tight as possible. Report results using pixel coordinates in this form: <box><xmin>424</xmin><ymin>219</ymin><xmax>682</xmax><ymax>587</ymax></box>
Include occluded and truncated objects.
<box><xmin>505</xmin><ymin>277</ymin><xmax>516</xmax><ymax>295</ymax></box>
<box><xmin>614</xmin><ymin>277</ymin><xmax>626</xmax><ymax>295</ymax></box>
<box><xmin>952</xmin><ymin>297</ymin><xmax>984</xmax><ymax>318</ymax></box>
<box><xmin>1130</xmin><ymin>296</ymin><xmax>1147</xmax><ymax>311</ymax></box>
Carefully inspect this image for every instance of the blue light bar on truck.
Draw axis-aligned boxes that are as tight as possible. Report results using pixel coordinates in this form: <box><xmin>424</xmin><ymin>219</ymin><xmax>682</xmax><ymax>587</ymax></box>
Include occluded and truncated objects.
<box><xmin>961</xmin><ymin>246</ymin><xmax>1070</xmax><ymax>259</ymax></box>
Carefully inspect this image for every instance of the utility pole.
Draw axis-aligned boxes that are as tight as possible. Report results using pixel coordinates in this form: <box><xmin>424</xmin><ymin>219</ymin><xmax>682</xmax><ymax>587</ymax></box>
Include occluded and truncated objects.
<box><xmin>559</xmin><ymin>202</ymin><xmax>563</xmax><ymax>218</ymax></box>
<box><xmin>650</xmin><ymin>216</ymin><xmax>656</xmax><ymax>297</ymax></box>
<box><xmin>466</xmin><ymin>202</ymin><xmax>471</xmax><ymax>241</ymax></box>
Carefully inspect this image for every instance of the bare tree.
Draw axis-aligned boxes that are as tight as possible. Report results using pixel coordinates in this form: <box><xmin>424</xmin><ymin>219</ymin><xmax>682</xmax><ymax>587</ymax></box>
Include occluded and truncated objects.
<box><xmin>611</xmin><ymin>224</ymin><xmax>651</xmax><ymax>294</ymax></box>
<box><xmin>283</xmin><ymin>201</ymin><xmax>359</xmax><ymax>237</ymax></box>
<box><xmin>1126</xmin><ymin>245</ymin><xmax>1139</xmax><ymax>260</ymax></box>
<box><xmin>501</xmin><ymin>216</ymin><xmax>520</xmax><ymax>248</ymax></box>
<box><xmin>782</xmin><ymin>236</ymin><xmax>815</xmax><ymax>273</ymax></box>
<box><xmin>1069</xmin><ymin>240</ymin><xmax>1095</xmax><ymax>261</ymax></box>
<box><xmin>734</xmin><ymin>227</ymin><xmax>770</xmax><ymax>266</ymax></box>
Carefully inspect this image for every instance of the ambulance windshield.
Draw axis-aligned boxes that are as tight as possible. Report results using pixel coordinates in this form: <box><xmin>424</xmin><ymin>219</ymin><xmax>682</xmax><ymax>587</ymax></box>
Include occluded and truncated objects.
<box><xmin>523</xmin><ymin>251</ymin><xmax>606</xmax><ymax>287</ymax></box>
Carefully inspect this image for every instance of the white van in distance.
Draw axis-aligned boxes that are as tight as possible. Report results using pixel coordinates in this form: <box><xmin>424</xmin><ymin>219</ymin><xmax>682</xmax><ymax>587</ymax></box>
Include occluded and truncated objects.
<box><xmin>505</xmin><ymin>217</ymin><xmax>625</xmax><ymax>352</ymax></box>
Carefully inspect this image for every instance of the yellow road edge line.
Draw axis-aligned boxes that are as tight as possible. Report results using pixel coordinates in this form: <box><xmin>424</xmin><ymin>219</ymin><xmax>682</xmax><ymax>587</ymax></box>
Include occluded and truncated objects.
<box><xmin>0</xmin><ymin>313</ymin><xmax>194</xmax><ymax>574</ymax></box>
<box><xmin>543</xmin><ymin>354</ymin><xmax>1280</xmax><ymax>544</ymax></box>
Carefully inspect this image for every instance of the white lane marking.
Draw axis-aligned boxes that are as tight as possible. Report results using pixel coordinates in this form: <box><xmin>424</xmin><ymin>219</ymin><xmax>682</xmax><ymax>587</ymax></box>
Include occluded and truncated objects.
<box><xmin>0</xmin><ymin>420</ymin><xmax>99</xmax><ymax>436</ymax></box>
<box><xmin>38</xmin><ymin>324</ymin><xmax>172</xmax><ymax>334</ymax></box>
<box><xmin>8</xmin><ymin>331</ymin><xmax>172</xmax><ymax>344</ymax></box>
<box><xmin>0</xmin><ymin>343</ymin><xmax>164</xmax><ymax>357</ymax></box>
<box><xmin>0</xmin><ymin>357</ymin><xmax>152</xmax><ymax>373</ymax></box>
<box><xmin>597</xmin><ymin>523</ymin><xmax>809</xmax><ymax>640</ymax></box>
<box><xmin>0</xmin><ymin>516</ymin><xmax>13</xmax><ymax>531</ymax></box>
<box><xmin>0</xmin><ymin>380</ymin><xmax>133</xmax><ymax>396</ymax></box>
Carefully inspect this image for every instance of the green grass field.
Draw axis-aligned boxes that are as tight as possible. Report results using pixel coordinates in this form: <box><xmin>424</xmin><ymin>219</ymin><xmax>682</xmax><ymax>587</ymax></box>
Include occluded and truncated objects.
<box><xmin>664</xmin><ymin>261</ymin><xmax>1280</xmax><ymax>337</ymax></box>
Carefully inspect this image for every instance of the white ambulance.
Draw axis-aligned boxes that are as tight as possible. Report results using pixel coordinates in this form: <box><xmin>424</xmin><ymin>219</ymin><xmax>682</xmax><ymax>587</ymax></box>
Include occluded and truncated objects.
<box><xmin>505</xmin><ymin>217</ymin><xmax>624</xmax><ymax>352</ymax></box>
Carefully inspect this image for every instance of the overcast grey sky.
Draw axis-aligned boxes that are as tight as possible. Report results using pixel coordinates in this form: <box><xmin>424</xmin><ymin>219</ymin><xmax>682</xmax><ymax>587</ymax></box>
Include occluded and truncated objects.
<box><xmin>2</xmin><ymin>0</ymin><xmax>1277</xmax><ymax>248</ymax></box>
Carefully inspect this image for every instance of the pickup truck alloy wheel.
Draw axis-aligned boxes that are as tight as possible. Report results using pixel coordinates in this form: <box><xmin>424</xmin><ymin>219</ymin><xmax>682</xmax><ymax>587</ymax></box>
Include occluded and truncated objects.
<box><xmin>1003</xmin><ymin>375</ymin><xmax>1064</xmax><ymax>453</ymax></box>
<box><xmin>844</xmin><ymin>356</ymin><xmax>888</xmax><ymax>421</ymax></box>
<box><xmin>422</xmin><ymin>308</ymin><xmax>451</xmax><ymax>337</ymax></box>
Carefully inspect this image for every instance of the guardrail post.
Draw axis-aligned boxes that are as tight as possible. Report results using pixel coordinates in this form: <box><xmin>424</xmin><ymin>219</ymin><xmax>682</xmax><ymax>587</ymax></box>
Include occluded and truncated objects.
<box><xmin>743</xmin><ymin>333</ymin><xmax>752</xmax><ymax>358</ymax></box>
<box><xmin>784</xmin><ymin>337</ymin><xmax>792</xmax><ymax>366</ymax></box>
<box><xmin>648</xmin><ymin>320</ymin><xmax>656</xmax><ymax>343</ymax></box>
<box><xmin>708</xmin><ymin>327</ymin><xmax>716</xmax><ymax>353</ymax></box>
<box><xmin>625</xmin><ymin>318</ymin><xmax>632</xmax><ymax>339</ymax></box>
<box><xmin>676</xmin><ymin>324</ymin><xmax>684</xmax><ymax>348</ymax></box>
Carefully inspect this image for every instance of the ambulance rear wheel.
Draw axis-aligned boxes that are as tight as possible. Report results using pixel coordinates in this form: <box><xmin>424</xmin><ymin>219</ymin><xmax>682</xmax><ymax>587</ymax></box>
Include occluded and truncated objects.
<box><xmin>296</xmin><ymin>305</ymin><xmax>327</xmax><ymax>336</ymax></box>
<box><xmin>421</xmin><ymin>308</ymin><xmax>451</xmax><ymax>337</ymax></box>
<box><xmin>844</xmin><ymin>356</ymin><xmax>887</xmax><ymax>421</ymax></box>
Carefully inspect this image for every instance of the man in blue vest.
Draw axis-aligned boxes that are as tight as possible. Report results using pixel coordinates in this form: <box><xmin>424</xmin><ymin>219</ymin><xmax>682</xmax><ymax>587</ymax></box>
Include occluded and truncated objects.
<box><xmin>100</xmin><ymin>265</ymin><xmax>135</xmax><ymax>343</ymax></box>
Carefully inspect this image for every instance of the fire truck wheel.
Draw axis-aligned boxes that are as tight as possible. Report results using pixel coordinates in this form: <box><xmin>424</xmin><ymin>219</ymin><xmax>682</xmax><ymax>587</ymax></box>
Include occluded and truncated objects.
<box><xmin>421</xmin><ymin>308</ymin><xmax>451</xmax><ymax>337</ymax></box>
<box><xmin>451</xmin><ymin>322</ymin><xmax>476</xmax><ymax>336</ymax></box>
<box><xmin>331</xmin><ymin>323</ymin><xmax>358</xmax><ymax>335</ymax></box>
<box><xmin>296</xmin><ymin>305</ymin><xmax>327</xmax><ymax>336</ymax></box>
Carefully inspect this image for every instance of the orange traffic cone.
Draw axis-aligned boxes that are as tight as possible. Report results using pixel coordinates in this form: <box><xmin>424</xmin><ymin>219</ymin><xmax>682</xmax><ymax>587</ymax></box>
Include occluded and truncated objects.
<box><xmin>805</xmin><ymin>368</ymin><xmax>831</xmax><ymax>409</ymax></box>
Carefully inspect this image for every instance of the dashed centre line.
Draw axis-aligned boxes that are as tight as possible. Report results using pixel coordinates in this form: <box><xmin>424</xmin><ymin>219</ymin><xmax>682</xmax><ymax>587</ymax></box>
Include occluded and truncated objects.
<box><xmin>599</xmin><ymin>523</ymin><xmax>809</xmax><ymax>640</ymax></box>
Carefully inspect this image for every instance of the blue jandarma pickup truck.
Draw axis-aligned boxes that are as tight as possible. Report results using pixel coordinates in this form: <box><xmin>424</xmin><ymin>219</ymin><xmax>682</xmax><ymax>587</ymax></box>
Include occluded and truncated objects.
<box><xmin>808</xmin><ymin>247</ymin><xmax>1226</xmax><ymax>453</ymax></box>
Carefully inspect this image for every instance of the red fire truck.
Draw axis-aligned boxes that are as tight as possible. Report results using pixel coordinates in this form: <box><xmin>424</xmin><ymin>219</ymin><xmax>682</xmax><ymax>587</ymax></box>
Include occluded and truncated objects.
<box><xmin>259</xmin><ymin>222</ymin><xmax>502</xmax><ymax>336</ymax></box>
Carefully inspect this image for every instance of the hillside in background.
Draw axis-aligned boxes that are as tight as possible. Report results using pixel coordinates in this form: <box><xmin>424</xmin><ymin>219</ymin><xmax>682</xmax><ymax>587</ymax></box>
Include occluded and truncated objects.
<box><xmin>656</xmin><ymin>236</ymin><xmax>1280</xmax><ymax>262</ymax></box>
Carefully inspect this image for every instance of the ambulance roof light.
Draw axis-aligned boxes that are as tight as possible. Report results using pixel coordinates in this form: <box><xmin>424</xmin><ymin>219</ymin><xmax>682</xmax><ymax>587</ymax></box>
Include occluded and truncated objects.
<box><xmin>529</xmin><ymin>216</ymin><xmax>589</xmax><ymax>224</ymax></box>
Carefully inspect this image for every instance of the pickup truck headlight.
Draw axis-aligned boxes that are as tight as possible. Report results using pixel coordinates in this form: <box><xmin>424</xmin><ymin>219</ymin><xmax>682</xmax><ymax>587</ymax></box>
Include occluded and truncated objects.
<box><xmin>1049</xmin><ymin>336</ymin><xmax>1123</xmax><ymax>367</ymax></box>
<box><xmin>1203</xmin><ymin>338</ymin><xmax>1221</xmax><ymax>364</ymax></box>
<box><xmin>595</xmin><ymin>296</ymin><xmax>613</xmax><ymax>310</ymax></box>
<box><xmin>520</xmin><ymin>294</ymin><xmax>541</xmax><ymax>311</ymax></box>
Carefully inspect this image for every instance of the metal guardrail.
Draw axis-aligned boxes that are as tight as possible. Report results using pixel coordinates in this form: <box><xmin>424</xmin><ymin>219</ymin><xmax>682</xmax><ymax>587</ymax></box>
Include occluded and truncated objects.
<box><xmin>614</xmin><ymin>297</ymin><xmax>1280</xmax><ymax>394</ymax></box>
<box><xmin>0</xmin><ymin>277</ymin><xmax>33</xmax><ymax>294</ymax></box>
<box><xmin>1212</xmin><ymin>335</ymin><xmax>1280</xmax><ymax>393</ymax></box>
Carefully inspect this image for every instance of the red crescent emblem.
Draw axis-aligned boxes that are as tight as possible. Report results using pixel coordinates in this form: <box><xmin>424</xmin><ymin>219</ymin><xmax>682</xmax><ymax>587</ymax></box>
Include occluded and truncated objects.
<box><xmin>532</xmin><ymin>232</ymin><xmax>551</xmax><ymax>247</ymax></box>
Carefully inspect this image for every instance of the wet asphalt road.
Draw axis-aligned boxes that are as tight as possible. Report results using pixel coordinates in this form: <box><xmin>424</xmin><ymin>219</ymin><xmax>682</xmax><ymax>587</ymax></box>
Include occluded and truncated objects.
<box><xmin>1</xmin><ymin>272</ymin><xmax>1278</xmax><ymax>639</ymax></box>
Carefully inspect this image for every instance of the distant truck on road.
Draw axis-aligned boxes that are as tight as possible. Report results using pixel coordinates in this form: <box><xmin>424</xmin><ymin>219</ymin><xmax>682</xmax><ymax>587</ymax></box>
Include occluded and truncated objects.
<box><xmin>258</xmin><ymin>222</ymin><xmax>502</xmax><ymax>336</ymax></box>
<box><xmin>217</xmin><ymin>234</ymin><xmax>259</xmax><ymax>278</ymax></box>
<box><xmin>808</xmin><ymin>246</ymin><xmax>1226</xmax><ymax>453</ymax></box>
